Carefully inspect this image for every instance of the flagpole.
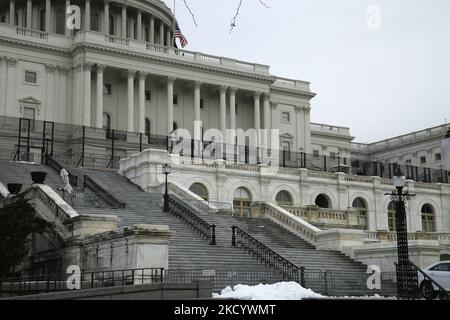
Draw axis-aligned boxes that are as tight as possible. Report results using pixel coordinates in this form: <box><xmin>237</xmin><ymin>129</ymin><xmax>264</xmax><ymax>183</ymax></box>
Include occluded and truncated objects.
<box><xmin>172</xmin><ymin>0</ymin><xmax>176</xmax><ymax>47</ymax></box>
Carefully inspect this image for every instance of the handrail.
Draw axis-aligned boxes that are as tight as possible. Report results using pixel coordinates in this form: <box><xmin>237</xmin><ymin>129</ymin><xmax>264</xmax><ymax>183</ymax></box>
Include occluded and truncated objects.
<box><xmin>168</xmin><ymin>195</ymin><xmax>216</xmax><ymax>245</ymax></box>
<box><xmin>82</xmin><ymin>175</ymin><xmax>125</xmax><ymax>209</ymax></box>
<box><xmin>45</xmin><ymin>154</ymin><xmax>78</xmax><ymax>187</ymax></box>
<box><xmin>0</xmin><ymin>267</ymin><xmax>164</xmax><ymax>295</ymax></box>
<box><xmin>408</xmin><ymin>260</ymin><xmax>449</xmax><ymax>299</ymax></box>
<box><xmin>231</xmin><ymin>226</ymin><xmax>303</xmax><ymax>283</ymax></box>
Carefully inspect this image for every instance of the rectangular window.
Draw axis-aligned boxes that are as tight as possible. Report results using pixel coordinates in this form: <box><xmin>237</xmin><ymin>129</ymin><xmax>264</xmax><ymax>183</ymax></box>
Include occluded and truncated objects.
<box><xmin>25</xmin><ymin>71</ymin><xmax>37</xmax><ymax>84</ymax></box>
<box><xmin>313</xmin><ymin>150</ymin><xmax>319</xmax><ymax>158</ymax></box>
<box><xmin>103</xmin><ymin>84</ymin><xmax>112</xmax><ymax>95</ymax></box>
<box><xmin>435</xmin><ymin>153</ymin><xmax>441</xmax><ymax>161</ymax></box>
<box><xmin>420</xmin><ymin>156</ymin><xmax>426</xmax><ymax>164</ymax></box>
<box><xmin>173</xmin><ymin>94</ymin><xmax>178</xmax><ymax>105</ymax></box>
<box><xmin>282</xmin><ymin>112</ymin><xmax>290</xmax><ymax>122</ymax></box>
<box><xmin>200</xmin><ymin>98</ymin><xmax>204</xmax><ymax>109</ymax></box>
<box><xmin>145</xmin><ymin>90</ymin><xmax>151</xmax><ymax>101</ymax></box>
<box><xmin>23</xmin><ymin>107</ymin><xmax>36</xmax><ymax>131</ymax></box>
<box><xmin>235</xmin><ymin>104</ymin><xmax>238</xmax><ymax>115</ymax></box>
<box><xmin>405</xmin><ymin>159</ymin><xmax>412</xmax><ymax>165</ymax></box>
<box><xmin>282</xmin><ymin>141</ymin><xmax>291</xmax><ymax>161</ymax></box>
<box><xmin>330</xmin><ymin>152</ymin><xmax>336</xmax><ymax>160</ymax></box>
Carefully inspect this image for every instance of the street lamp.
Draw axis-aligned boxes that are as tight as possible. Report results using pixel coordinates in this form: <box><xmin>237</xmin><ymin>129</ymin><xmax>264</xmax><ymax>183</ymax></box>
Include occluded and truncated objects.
<box><xmin>163</xmin><ymin>163</ymin><xmax>171</xmax><ymax>212</ymax></box>
<box><xmin>386</xmin><ymin>167</ymin><xmax>417</xmax><ymax>299</ymax></box>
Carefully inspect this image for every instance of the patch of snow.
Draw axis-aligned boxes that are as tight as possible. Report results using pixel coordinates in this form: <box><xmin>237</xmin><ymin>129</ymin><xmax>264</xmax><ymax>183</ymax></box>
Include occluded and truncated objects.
<box><xmin>212</xmin><ymin>282</ymin><xmax>323</xmax><ymax>300</ymax></box>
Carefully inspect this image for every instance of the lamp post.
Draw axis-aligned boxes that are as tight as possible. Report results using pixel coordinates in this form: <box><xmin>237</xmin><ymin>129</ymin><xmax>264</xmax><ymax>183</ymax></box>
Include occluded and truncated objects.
<box><xmin>44</xmin><ymin>133</ymin><xmax>51</xmax><ymax>165</ymax></box>
<box><xmin>163</xmin><ymin>163</ymin><xmax>171</xmax><ymax>212</ymax></box>
<box><xmin>386</xmin><ymin>167</ymin><xmax>417</xmax><ymax>299</ymax></box>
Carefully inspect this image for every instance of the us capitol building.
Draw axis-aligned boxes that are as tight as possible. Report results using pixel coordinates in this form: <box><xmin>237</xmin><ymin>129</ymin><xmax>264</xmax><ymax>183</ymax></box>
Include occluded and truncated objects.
<box><xmin>0</xmin><ymin>0</ymin><xmax>449</xmax><ymax>290</ymax></box>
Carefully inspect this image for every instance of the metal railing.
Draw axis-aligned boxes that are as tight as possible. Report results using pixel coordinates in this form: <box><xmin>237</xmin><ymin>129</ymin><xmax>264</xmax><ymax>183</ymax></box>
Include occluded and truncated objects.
<box><xmin>168</xmin><ymin>195</ymin><xmax>216</xmax><ymax>245</ymax></box>
<box><xmin>45</xmin><ymin>155</ymin><xmax>78</xmax><ymax>187</ymax></box>
<box><xmin>82</xmin><ymin>175</ymin><xmax>125</xmax><ymax>209</ymax></box>
<box><xmin>408</xmin><ymin>260</ymin><xmax>449</xmax><ymax>300</ymax></box>
<box><xmin>0</xmin><ymin>268</ymin><xmax>164</xmax><ymax>296</ymax></box>
<box><xmin>231</xmin><ymin>226</ymin><xmax>302</xmax><ymax>283</ymax></box>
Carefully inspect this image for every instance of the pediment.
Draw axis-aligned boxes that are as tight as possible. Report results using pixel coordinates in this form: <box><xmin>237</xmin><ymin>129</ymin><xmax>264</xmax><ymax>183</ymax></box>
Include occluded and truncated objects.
<box><xmin>280</xmin><ymin>133</ymin><xmax>294</xmax><ymax>139</ymax></box>
<box><xmin>19</xmin><ymin>96</ymin><xmax>42</xmax><ymax>105</ymax></box>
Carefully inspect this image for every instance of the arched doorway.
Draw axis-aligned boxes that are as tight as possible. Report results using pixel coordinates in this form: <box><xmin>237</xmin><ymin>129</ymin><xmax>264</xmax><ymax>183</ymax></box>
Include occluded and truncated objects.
<box><xmin>315</xmin><ymin>194</ymin><xmax>330</xmax><ymax>209</ymax></box>
<box><xmin>233</xmin><ymin>187</ymin><xmax>252</xmax><ymax>217</ymax></box>
<box><xmin>421</xmin><ymin>204</ymin><xmax>436</xmax><ymax>232</ymax></box>
<box><xmin>387</xmin><ymin>201</ymin><xmax>396</xmax><ymax>231</ymax></box>
<box><xmin>276</xmin><ymin>190</ymin><xmax>293</xmax><ymax>207</ymax></box>
<box><xmin>352</xmin><ymin>198</ymin><xmax>368</xmax><ymax>230</ymax></box>
<box><xmin>189</xmin><ymin>183</ymin><xmax>209</xmax><ymax>201</ymax></box>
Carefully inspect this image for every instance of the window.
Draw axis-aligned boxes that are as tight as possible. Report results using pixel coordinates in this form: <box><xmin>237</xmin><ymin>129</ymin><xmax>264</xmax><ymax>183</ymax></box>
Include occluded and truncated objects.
<box><xmin>145</xmin><ymin>90</ymin><xmax>151</xmax><ymax>101</ymax></box>
<box><xmin>102</xmin><ymin>113</ymin><xmax>111</xmax><ymax>131</ymax></box>
<box><xmin>313</xmin><ymin>150</ymin><xmax>319</xmax><ymax>158</ymax></box>
<box><xmin>200</xmin><ymin>99</ymin><xmax>204</xmax><ymax>109</ymax></box>
<box><xmin>430</xmin><ymin>263</ymin><xmax>450</xmax><ymax>272</ymax></box>
<box><xmin>405</xmin><ymin>159</ymin><xmax>412</xmax><ymax>165</ymax></box>
<box><xmin>235</xmin><ymin>104</ymin><xmax>238</xmax><ymax>115</ymax></box>
<box><xmin>435</xmin><ymin>153</ymin><xmax>442</xmax><ymax>161</ymax></box>
<box><xmin>23</xmin><ymin>107</ymin><xmax>36</xmax><ymax>131</ymax></box>
<box><xmin>109</xmin><ymin>15</ymin><xmax>115</xmax><ymax>35</ymax></box>
<box><xmin>189</xmin><ymin>183</ymin><xmax>209</xmax><ymax>201</ymax></box>
<box><xmin>91</xmin><ymin>12</ymin><xmax>99</xmax><ymax>32</ymax></box>
<box><xmin>56</xmin><ymin>8</ymin><xmax>65</xmax><ymax>34</ymax></box>
<box><xmin>103</xmin><ymin>84</ymin><xmax>112</xmax><ymax>95</ymax></box>
<box><xmin>281</xmin><ymin>112</ymin><xmax>290</xmax><ymax>122</ymax></box>
<box><xmin>25</xmin><ymin>71</ymin><xmax>37</xmax><ymax>84</ymax></box>
<box><xmin>315</xmin><ymin>194</ymin><xmax>330</xmax><ymax>209</ymax></box>
<box><xmin>144</xmin><ymin>27</ymin><xmax>149</xmax><ymax>42</ymax></box>
<box><xmin>387</xmin><ymin>201</ymin><xmax>396</xmax><ymax>231</ymax></box>
<box><xmin>420</xmin><ymin>156</ymin><xmax>426</xmax><ymax>164</ymax></box>
<box><xmin>173</xmin><ymin>94</ymin><xmax>178</xmax><ymax>105</ymax></box>
<box><xmin>421</xmin><ymin>204</ymin><xmax>436</xmax><ymax>232</ymax></box>
<box><xmin>276</xmin><ymin>191</ymin><xmax>293</xmax><ymax>206</ymax></box>
<box><xmin>353</xmin><ymin>198</ymin><xmax>368</xmax><ymax>230</ymax></box>
<box><xmin>145</xmin><ymin>118</ymin><xmax>151</xmax><ymax>137</ymax></box>
<box><xmin>233</xmin><ymin>187</ymin><xmax>252</xmax><ymax>218</ymax></box>
<box><xmin>282</xmin><ymin>141</ymin><xmax>291</xmax><ymax>160</ymax></box>
<box><xmin>39</xmin><ymin>9</ymin><xmax>45</xmax><ymax>31</ymax></box>
<box><xmin>0</xmin><ymin>15</ymin><xmax>6</xmax><ymax>23</ymax></box>
<box><xmin>330</xmin><ymin>152</ymin><xmax>336</xmax><ymax>160</ymax></box>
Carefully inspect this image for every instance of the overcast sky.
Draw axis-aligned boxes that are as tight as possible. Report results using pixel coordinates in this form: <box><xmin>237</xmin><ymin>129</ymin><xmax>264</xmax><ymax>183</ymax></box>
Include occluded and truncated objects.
<box><xmin>165</xmin><ymin>0</ymin><xmax>450</xmax><ymax>143</ymax></box>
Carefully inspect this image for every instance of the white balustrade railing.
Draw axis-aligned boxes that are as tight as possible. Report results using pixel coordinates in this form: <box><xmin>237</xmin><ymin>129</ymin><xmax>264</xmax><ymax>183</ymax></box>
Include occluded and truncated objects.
<box><xmin>16</xmin><ymin>26</ymin><xmax>48</xmax><ymax>40</ymax></box>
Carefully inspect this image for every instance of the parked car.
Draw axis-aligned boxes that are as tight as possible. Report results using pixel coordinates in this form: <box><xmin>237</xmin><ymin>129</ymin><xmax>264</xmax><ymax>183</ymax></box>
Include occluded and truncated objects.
<box><xmin>418</xmin><ymin>261</ymin><xmax>450</xmax><ymax>300</ymax></box>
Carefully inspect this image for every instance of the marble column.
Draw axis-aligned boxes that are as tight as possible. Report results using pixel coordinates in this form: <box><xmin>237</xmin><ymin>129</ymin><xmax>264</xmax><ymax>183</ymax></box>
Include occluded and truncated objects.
<box><xmin>83</xmin><ymin>63</ymin><xmax>92</xmax><ymax>126</ymax></box>
<box><xmin>26</xmin><ymin>0</ymin><xmax>32</xmax><ymax>29</ymax></box>
<box><xmin>253</xmin><ymin>92</ymin><xmax>261</xmax><ymax>130</ymax></box>
<box><xmin>9</xmin><ymin>0</ymin><xmax>15</xmax><ymax>25</ymax></box>
<box><xmin>45</xmin><ymin>0</ymin><xmax>51</xmax><ymax>32</ymax></box>
<box><xmin>229</xmin><ymin>88</ymin><xmax>237</xmax><ymax>131</ymax></box>
<box><xmin>96</xmin><ymin>65</ymin><xmax>105</xmax><ymax>129</ymax></box>
<box><xmin>263</xmin><ymin>93</ymin><xmax>271</xmax><ymax>148</ymax></box>
<box><xmin>138</xmin><ymin>72</ymin><xmax>147</xmax><ymax>133</ymax></box>
<box><xmin>137</xmin><ymin>10</ymin><xmax>142</xmax><ymax>40</ymax></box>
<box><xmin>159</xmin><ymin>22</ymin><xmax>164</xmax><ymax>45</ymax></box>
<box><xmin>149</xmin><ymin>16</ymin><xmax>155</xmax><ymax>43</ymax></box>
<box><xmin>121</xmin><ymin>4</ymin><xmax>127</xmax><ymax>38</ymax></box>
<box><xmin>65</xmin><ymin>0</ymin><xmax>71</xmax><ymax>37</ymax></box>
<box><xmin>194</xmin><ymin>81</ymin><xmax>202</xmax><ymax>140</ymax></box>
<box><xmin>127</xmin><ymin>69</ymin><xmax>136</xmax><ymax>132</ymax></box>
<box><xmin>45</xmin><ymin>64</ymin><xmax>56</xmax><ymax>121</ymax></box>
<box><xmin>167</xmin><ymin>77</ymin><xmax>175</xmax><ymax>133</ymax></box>
<box><xmin>57</xmin><ymin>67</ymin><xmax>69</xmax><ymax>124</ymax></box>
<box><xmin>5</xmin><ymin>58</ymin><xmax>17</xmax><ymax>117</ymax></box>
<box><xmin>219</xmin><ymin>86</ymin><xmax>227</xmax><ymax>139</ymax></box>
<box><xmin>72</xmin><ymin>64</ymin><xmax>82</xmax><ymax>125</ymax></box>
<box><xmin>104</xmin><ymin>0</ymin><xmax>109</xmax><ymax>34</ymax></box>
<box><xmin>84</xmin><ymin>0</ymin><xmax>90</xmax><ymax>30</ymax></box>
<box><xmin>166</xmin><ymin>29</ymin><xmax>171</xmax><ymax>47</ymax></box>
<box><xmin>0</xmin><ymin>58</ymin><xmax>5</xmax><ymax>115</ymax></box>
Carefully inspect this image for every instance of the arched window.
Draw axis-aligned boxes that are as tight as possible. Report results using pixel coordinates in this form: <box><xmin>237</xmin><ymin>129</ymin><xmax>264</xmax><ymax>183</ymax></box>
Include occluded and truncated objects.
<box><xmin>421</xmin><ymin>204</ymin><xmax>436</xmax><ymax>232</ymax></box>
<box><xmin>56</xmin><ymin>8</ymin><xmax>65</xmax><ymax>34</ymax></box>
<box><xmin>315</xmin><ymin>194</ymin><xmax>330</xmax><ymax>209</ymax></box>
<box><xmin>387</xmin><ymin>201</ymin><xmax>396</xmax><ymax>231</ymax></box>
<box><xmin>109</xmin><ymin>15</ymin><xmax>115</xmax><ymax>35</ymax></box>
<box><xmin>91</xmin><ymin>11</ymin><xmax>99</xmax><ymax>32</ymax></box>
<box><xmin>189</xmin><ymin>183</ymin><xmax>208</xmax><ymax>201</ymax></box>
<box><xmin>353</xmin><ymin>198</ymin><xmax>368</xmax><ymax>230</ymax></box>
<box><xmin>39</xmin><ymin>9</ymin><xmax>46</xmax><ymax>31</ymax></box>
<box><xmin>233</xmin><ymin>187</ymin><xmax>252</xmax><ymax>217</ymax></box>
<box><xmin>173</xmin><ymin>122</ymin><xmax>178</xmax><ymax>131</ymax></box>
<box><xmin>276</xmin><ymin>191</ymin><xmax>293</xmax><ymax>206</ymax></box>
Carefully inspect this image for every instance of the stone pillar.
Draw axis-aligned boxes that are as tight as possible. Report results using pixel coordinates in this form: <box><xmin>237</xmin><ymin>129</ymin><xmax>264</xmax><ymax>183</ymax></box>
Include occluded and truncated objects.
<box><xmin>136</xmin><ymin>10</ymin><xmax>142</xmax><ymax>40</ymax></box>
<box><xmin>138</xmin><ymin>72</ymin><xmax>146</xmax><ymax>133</ymax></box>
<box><xmin>5</xmin><ymin>58</ymin><xmax>17</xmax><ymax>117</ymax></box>
<box><xmin>84</xmin><ymin>0</ymin><xmax>90</xmax><ymax>30</ymax></box>
<box><xmin>72</xmin><ymin>64</ymin><xmax>82</xmax><ymax>125</ymax></box>
<box><xmin>57</xmin><ymin>66</ymin><xmax>69</xmax><ymax>124</ymax></box>
<box><xmin>166</xmin><ymin>29</ymin><xmax>171</xmax><ymax>47</ymax></box>
<box><xmin>83</xmin><ymin>63</ymin><xmax>92</xmax><ymax>126</ymax></box>
<box><xmin>254</xmin><ymin>91</ymin><xmax>261</xmax><ymax>129</ymax></box>
<box><xmin>149</xmin><ymin>16</ymin><xmax>155</xmax><ymax>43</ymax></box>
<box><xmin>219</xmin><ymin>86</ymin><xmax>227</xmax><ymax>139</ymax></box>
<box><xmin>194</xmin><ymin>81</ymin><xmax>202</xmax><ymax>140</ymax></box>
<box><xmin>9</xmin><ymin>0</ymin><xmax>15</xmax><ymax>25</ymax></box>
<box><xmin>45</xmin><ymin>0</ymin><xmax>51</xmax><ymax>32</ymax></box>
<box><xmin>104</xmin><ymin>0</ymin><xmax>109</xmax><ymax>35</ymax></box>
<box><xmin>167</xmin><ymin>76</ymin><xmax>175</xmax><ymax>133</ymax></box>
<box><xmin>127</xmin><ymin>69</ymin><xmax>136</xmax><ymax>132</ymax></box>
<box><xmin>229</xmin><ymin>88</ymin><xmax>237</xmax><ymax>131</ymax></box>
<box><xmin>159</xmin><ymin>22</ymin><xmax>164</xmax><ymax>45</ymax></box>
<box><xmin>65</xmin><ymin>0</ymin><xmax>71</xmax><ymax>37</ymax></box>
<box><xmin>263</xmin><ymin>93</ymin><xmax>271</xmax><ymax>149</ymax></box>
<box><xmin>304</xmin><ymin>107</ymin><xmax>312</xmax><ymax>153</ymax></box>
<box><xmin>96</xmin><ymin>65</ymin><xmax>105</xmax><ymax>129</ymax></box>
<box><xmin>45</xmin><ymin>64</ymin><xmax>56</xmax><ymax>122</ymax></box>
<box><xmin>0</xmin><ymin>58</ymin><xmax>5</xmax><ymax>115</ymax></box>
<box><xmin>121</xmin><ymin>4</ymin><xmax>127</xmax><ymax>38</ymax></box>
<box><xmin>26</xmin><ymin>0</ymin><xmax>32</xmax><ymax>29</ymax></box>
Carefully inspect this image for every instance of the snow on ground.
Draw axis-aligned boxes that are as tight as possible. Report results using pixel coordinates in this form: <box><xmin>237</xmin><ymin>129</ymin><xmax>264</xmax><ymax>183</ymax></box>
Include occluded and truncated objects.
<box><xmin>212</xmin><ymin>282</ymin><xmax>324</xmax><ymax>300</ymax></box>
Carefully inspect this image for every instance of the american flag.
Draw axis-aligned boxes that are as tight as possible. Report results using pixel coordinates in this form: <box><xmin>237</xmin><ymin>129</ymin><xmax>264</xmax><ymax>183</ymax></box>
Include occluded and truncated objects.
<box><xmin>174</xmin><ymin>23</ymin><xmax>188</xmax><ymax>48</ymax></box>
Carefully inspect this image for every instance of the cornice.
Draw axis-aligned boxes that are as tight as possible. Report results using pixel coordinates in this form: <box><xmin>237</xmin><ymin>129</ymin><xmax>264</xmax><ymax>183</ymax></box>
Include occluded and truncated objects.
<box><xmin>270</xmin><ymin>86</ymin><xmax>317</xmax><ymax>99</ymax></box>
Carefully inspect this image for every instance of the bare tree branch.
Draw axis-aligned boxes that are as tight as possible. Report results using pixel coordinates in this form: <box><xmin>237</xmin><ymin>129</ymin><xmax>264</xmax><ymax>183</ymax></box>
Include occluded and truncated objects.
<box><xmin>182</xmin><ymin>0</ymin><xmax>198</xmax><ymax>27</ymax></box>
<box><xmin>257</xmin><ymin>0</ymin><xmax>271</xmax><ymax>8</ymax></box>
<box><xmin>230</xmin><ymin>0</ymin><xmax>270</xmax><ymax>33</ymax></box>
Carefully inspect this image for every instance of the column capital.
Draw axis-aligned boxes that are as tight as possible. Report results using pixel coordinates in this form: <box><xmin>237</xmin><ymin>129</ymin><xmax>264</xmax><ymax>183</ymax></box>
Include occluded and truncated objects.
<box><xmin>229</xmin><ymin>87</ymin><xmax>238</xmax><ymax>94</ymax></box>
<box><xmin>57</xmin><ymin>66</ymin><xmax>70</xmax><ymax>75</ymax></box>
<box><xmin>83</xmin><ymin>62</ymin><xmax>93</xmax><ymax>71</ymax></box>
<box><xmin>46</xmin><ymin>64</ymin><xmax>56</xmax><ymax>73</ymax></box>
<box><xmin>5</xmin><ymin>57</ymin><xmax>17</xmax><ymax>66</ymax></box>
<box><xmin>194</xmin><ymin>81</ymin><xmax>203</xmax><ymax>88</ymax></box>
<box><xmin>127</xmin><ymin>69</ymin><xmax>137</xmax><ymax>77</ymax></box>
<box><xmin>97</xmin><ymin>64</ymin><xmax>106</xmax><ymax>73</ymax></box>
<box><xmin>219</xmin><ymin>85</ymin><xmax>228</xmax><ymax>94</ymax></box>
<box><xmin>263</xmin><ymin>93</ymin><xmax>271</xmax><ymax>101</ymax></box>
<box><xmin>271</xmin><ymin>102</ymin><xmax>278</xmax><ymax>109</ymax></box>
<box><xmin>167</xmin><ymin>76</ymin><xmax>176</xmax><ymax>84</ymax></box>
<box><xmin>139</xmin><ymin>71</ymin><xmax>148</xmax><ymax>80</ymax></box>
<box><xmin>253</xmin><ymin>91</ymin><xmax>262</xmax><ymax>99</ymax></box>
